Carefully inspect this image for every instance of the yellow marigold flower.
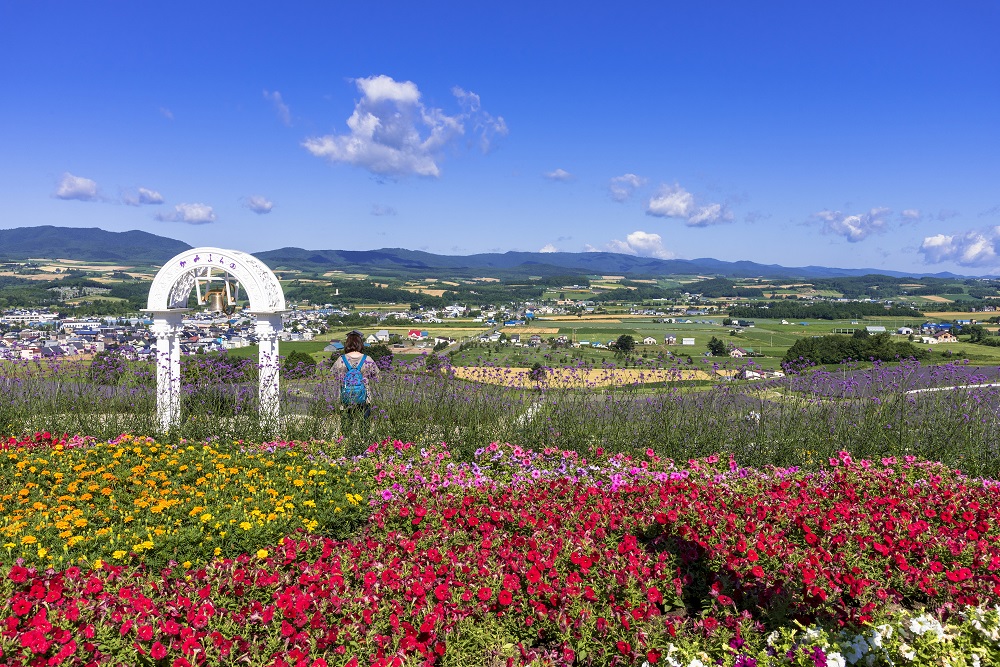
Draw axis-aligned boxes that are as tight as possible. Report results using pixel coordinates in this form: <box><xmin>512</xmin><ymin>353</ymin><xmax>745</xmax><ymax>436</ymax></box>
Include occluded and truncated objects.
<box><xmin>214</xmin><ymin>547</ymin><xmax>221</xmax><ymax>556</ymax></box>
<box><xmin>256</xmin><ymin>549</ymin><xmax>268</xmax><ymax>559</ymax></box>
<box><xmin>93</xmin><ymin>559</ymin><xmax>103</xmax><ymax>568</ymax></box>
<box><xmin>112</xmin><ymin>550</ymin><xmax>126</xmax><ymax>559</ymax></box>
<box><xmin>182</xmin><ymin>560</ymin><xmax>191</xmax><ymax>569</ymax></box>
<box><xmin>239</xmin><ymin>522</ymin><xmax>252</xmax><ymax>531</ymax></box>
<box><xmin>200</xmin><ymin>513</ymin><xmax>213</xmax><ymax>523</ymax></box>
<box><xmin>292</xmin><ymin>479</ymin><xmax>304</xmax><ymax>487</ymax></box>
<box><xmin>37</xmin><ymin>548</ymin><xmax>48</xmax><ymax>558</ymax></box>
<box><xmin>21</xmin><ymin>535</ymin><xmax>37</xmax><ymax>545</ymax></box>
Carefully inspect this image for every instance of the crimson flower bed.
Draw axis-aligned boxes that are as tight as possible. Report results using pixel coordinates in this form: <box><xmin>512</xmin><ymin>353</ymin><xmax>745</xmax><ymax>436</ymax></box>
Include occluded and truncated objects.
<box><xmin>2</xmin><ymin>438</ymin><xmax>1000</xmax><ymax>665</ymax></box>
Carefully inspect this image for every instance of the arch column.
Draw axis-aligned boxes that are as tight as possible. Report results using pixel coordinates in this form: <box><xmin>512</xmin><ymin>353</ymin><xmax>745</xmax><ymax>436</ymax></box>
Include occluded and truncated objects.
<box><xmin>254</xmin><ymin>313</ymin><xmax>282</xmax><ymax>424</ymax></box>
<box><xmin>147</xmin><ymin>247</ymin><xmax>287</xmax><ymax>432</ymax></box>
<box><xmin>147</xmin><ymin>310</ymin><xmax>187</xmax><ymax>431</ymax></box>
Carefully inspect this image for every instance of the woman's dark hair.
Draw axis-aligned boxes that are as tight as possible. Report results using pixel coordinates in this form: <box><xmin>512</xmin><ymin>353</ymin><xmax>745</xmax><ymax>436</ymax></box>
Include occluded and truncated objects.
<box><xmin>345</xmin><ymin>331</ymin><xmax>364</xmax><ymax>353</ymax></box>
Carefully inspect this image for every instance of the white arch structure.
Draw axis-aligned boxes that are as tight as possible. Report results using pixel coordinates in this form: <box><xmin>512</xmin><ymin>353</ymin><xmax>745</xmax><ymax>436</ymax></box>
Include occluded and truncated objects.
<box><xmin>144</xmin><ymin>247</ymin><xmax>286</xmax><ymax>430</ymax></box>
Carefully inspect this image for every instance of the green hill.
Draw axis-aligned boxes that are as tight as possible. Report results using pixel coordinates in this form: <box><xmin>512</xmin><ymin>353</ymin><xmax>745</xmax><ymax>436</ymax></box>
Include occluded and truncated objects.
<box><xmin>0</xmin><ymin>226</ymin><xmax>191</xmax><ymax>264</ymax></box>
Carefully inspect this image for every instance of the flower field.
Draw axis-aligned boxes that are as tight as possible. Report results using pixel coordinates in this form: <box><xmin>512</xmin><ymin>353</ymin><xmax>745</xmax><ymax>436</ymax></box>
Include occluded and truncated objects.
<box><xmin>3</xmin><ymin>434</ymin><xmax>1000</xmax><ymax>666</ymax></box>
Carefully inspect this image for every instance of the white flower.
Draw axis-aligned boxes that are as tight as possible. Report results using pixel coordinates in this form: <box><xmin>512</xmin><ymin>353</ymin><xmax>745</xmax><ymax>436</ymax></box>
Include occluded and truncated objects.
<box><xmin>842</xmin><ymin>637</ymin><xmax>867</xmax><ymax>664</ymax></box>
<box><xmin>908</xmin><ymin>614</ymin><xmax>945</xmax><ymax>639</ymax></box>
<box><xmin>804</xmin><ymin>626</ymin><xmax>824</xmax><ymax>641</ymax></box>
<box><xmin>827</xmin><ymin>652</ymin><xmax>847</xmax><ymax>667</ymax></box>
<box><xmin>687</xmin><ymin>660</ymin><xmax>706</xmax><ymax>667</ymax></box>
<box><xmin>900</xmin><ymin>643</ymin><xmax>916</xmax><ymax>661</ymax></box>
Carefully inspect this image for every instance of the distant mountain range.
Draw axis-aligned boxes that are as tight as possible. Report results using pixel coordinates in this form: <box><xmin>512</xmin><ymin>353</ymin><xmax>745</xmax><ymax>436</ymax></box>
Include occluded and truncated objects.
<box><xmin>0</xmin><ymin>225</ymin><xmax>962</xmax><ymax>279</ymax></box>
<box><xmin>0</xmin><ymin>226</ymin><xmax>192</xmax><ymax>264</ymax></box>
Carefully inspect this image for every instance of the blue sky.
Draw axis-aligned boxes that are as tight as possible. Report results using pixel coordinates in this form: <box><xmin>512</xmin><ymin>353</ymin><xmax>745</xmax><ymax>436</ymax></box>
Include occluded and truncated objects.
<box><xmin>1</xmin><ymin>1</ymin><xmax>998</xmax><ymax>274</ymax></box>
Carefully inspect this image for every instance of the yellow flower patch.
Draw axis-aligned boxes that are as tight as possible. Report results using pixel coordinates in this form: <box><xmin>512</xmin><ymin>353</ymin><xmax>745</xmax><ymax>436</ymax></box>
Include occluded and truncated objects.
<box><xmin>0</xmin><ymin>435</ymin><xmax>370</xmax><ymax>569</ymax></box>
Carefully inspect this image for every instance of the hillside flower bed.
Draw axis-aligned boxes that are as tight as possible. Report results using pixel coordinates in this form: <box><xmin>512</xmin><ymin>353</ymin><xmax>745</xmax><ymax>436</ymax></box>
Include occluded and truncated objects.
<box><xmin>0</xmin><ymin>432</ymin><xmax>368</xmax><ymax>572</ymax></box>
<box><xmin>2</xmin><ymin>436</ymin><xmax>1000</xmax><ymax>665</ymax></box>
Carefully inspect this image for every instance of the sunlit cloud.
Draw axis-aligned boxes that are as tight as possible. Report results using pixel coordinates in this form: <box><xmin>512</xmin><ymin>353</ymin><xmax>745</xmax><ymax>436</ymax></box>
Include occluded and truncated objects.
<box><xmin>814</xmin><ymin>207</ymin><xmax>891</xmax><ymax>242</ymax></box>
<box><xmin>539</xmin><ymin>244</ymin><xmax>558</xmax><ymax>253</ymax></box>
<box><xmin>545</xmin><ymin>168</ymin><xmax>574</xmax><ymax>182</ymax></box>
<box><xmin>687</xmin><ymin>203</ymin><xmax>734</xmax><ymax>227</ymax></box>
<box><xmin>920</xmin><ymin>227</ymin><xmax>1000</xmax><ymax>267</ymax></box>
<box><xmin>608</xmin><ymin>173</ymin><xmax>645</xmax><ymax>202</ymax></box>
<box><xmin>645</xmin><ymin>183</ymin><xmax>732</xmax><ymax>226</ymax></box>
<box><xmin>122</xmin><ymin>187</ymin><xmax>164</xmax><ymax>206</ymax></box>
<box><xmin>599</xmin><ymin>230</ymin><xmax>675</xmax><ymax>259</ymax></box>
<box><xmin>54</xmin><ymin>173</ymin><xmax>101</xmax><ymax>202</ymax></box>
<box><xmin>303</xmin><ymin>75</ymin><xmax>505</xmax><ymax>177</ymax></box>
<box><xmin>646</xmin><ymin>184</ymin><xmax>694</xmax><ymax>218</ymax></box>
<box><xmin>452</xmin><ymin>86</ymin><xmax>508</xmax><ymax>152</ymax></box>
<box><xmin>155</xmin><ymin>203</ymin><xmax>217</xmax><ymax>225</ymax></box>
<box><xmin>900</xmin><ymin>209</ymin><xmax>922</xmax><ymax>223</ymax></box>
<box><xmin>243</xmin><ymin>195</ymin><xmax>274</xmax><ymax>214</ymax></box>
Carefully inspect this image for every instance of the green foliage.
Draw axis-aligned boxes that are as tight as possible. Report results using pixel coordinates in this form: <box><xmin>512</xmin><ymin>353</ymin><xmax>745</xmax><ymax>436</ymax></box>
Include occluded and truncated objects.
<box><xmin>783</xmin><ymin>332</ymin><xmax>929</xmax><ymax>365</ymax></box>
<box><xmin>613</xmin><ymin>334</ymin><xmax>635</xmax><ymax>353</ymax></box>
<box><xmin>707</xmin><ymin>336</ymin><xmax>727</xmax><ymax>356</ymax></box>
<box><xmin>730</xmin><ymin>300</ymin><xmax>921</xmax><ymax>320</ymax></box>
<box><xmin>283</xmin><ymin>350</ymin><xmax>317</xmax><ymax>377</ymax></box>
<box><xmin>591</xmin><ymin>284</ymin><xmax>671</xmax><ymax>302</ymax></box>
<box><xmin>365</xmin><ymin>343</ymin><xmax>394</xmax><ymax>365</ymax></box>
<box><xmin>687</xmin><ymin>277</ymin><xmax>765</xmax><ymax>298</ymax></box>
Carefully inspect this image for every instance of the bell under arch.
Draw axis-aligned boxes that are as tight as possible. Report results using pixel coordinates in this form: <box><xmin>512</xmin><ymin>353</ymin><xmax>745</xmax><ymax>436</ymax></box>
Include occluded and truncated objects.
<box><xmin>144</xmin><ymin>247</ymin><xmax>287</xmax><ymax>431</ymax></box>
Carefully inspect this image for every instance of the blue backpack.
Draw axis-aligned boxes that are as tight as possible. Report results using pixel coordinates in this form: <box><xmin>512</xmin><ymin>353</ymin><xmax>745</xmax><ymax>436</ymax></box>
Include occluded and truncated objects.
<box><xmin>340</xmin><ymin>354</ymin><xmax>368</xmax><ymax>406</ymax></box>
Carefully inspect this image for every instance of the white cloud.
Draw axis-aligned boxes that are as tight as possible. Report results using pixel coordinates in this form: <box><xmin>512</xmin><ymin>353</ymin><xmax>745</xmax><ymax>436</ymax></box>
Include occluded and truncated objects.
<box><xmin>155</xmin><ymin>203</ymin><xmax>217</xmax><ymax>225</ymax></box>
<box><xmin>452</xmin><ymin>86</ymin><xmax>508</xmax><ymax>152</ymax></box>
<box><xmin>920</xmin><ymin>227</ymin><xmax>1000</xmax><ymax>267</ymax></box>
<box><xmin>539</xmin><ymin>244</ymin><xmax>558</xmax><ymax>253</ymax></box>
<box><xmin>600</xmin><ymin>231</ymin><xmax>675</xmax><ymax>259</ymax></box>
<box><xmin>303</xmin><ymin>75</ymin><xmax>504</xmax><ymax>177</ymax></box>
<box><xmin>815</xmin><ymin>207</ymin><xmax>891</xmax><ymax>242</ymax></box>
<box><xmin>608</xmin><ymin>173</ymin><xmax>645</xmax><ymax>202</ymax></box>
<box><xmin>371</xmin><ymin>204</ymin><xmax>397</xmax><ymax>216</ymax></box>
<box><xmin>243</xmin><ymin>195</ymin><xmax>273</xmax><ymax>214</ymax></box>
<box><xmin>646</xmin><ymin>184</ymin><xmax>695</xmax><ymax>218</ymax></box>
<box><xmin>54</xmin><ymin>173</ymin><xmax>101</xmax><ymax>201</ymax></box>
<box><xmin>645</xmin><ymin>183</ymin><xmax>733</xmax><ymax>227</ymax></box>
<box><xmin>687</xmin><ymin>203</ymin><xmax>734</xmax><ymax>227</ymax></box>
<box><xmin>545</xmin><ymin>168</ymin><xmax>574</xmax><ymax>182</ymax></box>
<box><xmin>900</xmin><ymin>209</ymin><xmax>922</xmax><ymax>223</ymax></box>
<box><xmin>263</xmin><ymin>90</ymin><xmax>291</xmax><ymax>126</ymax></box>
<box><xmin>122</xmin><ymin>187</ymin><xmax>164</xmax><ymax>206</ymax></box>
